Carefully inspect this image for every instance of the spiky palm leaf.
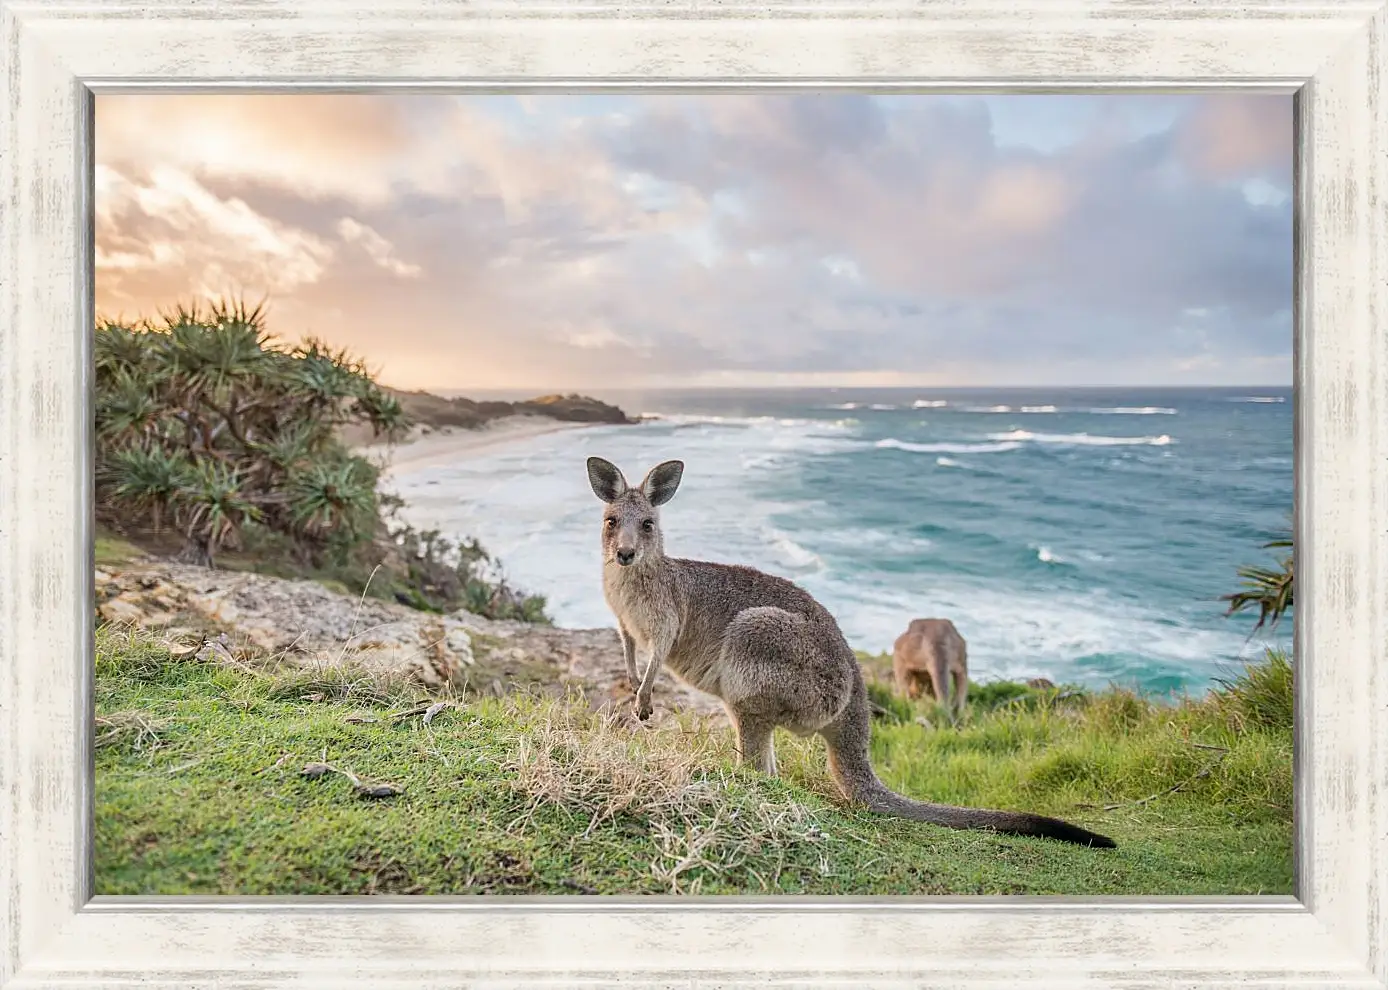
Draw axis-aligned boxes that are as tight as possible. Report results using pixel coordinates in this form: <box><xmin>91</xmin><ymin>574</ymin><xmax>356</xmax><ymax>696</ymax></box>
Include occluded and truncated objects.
<box><xmin>1222</xmin><ymin>535</ymin><xmax>1294</xmax><ymax>632</ymax></box>
<box><xmin>159</xmin><ymin>304</ymin><xmax>271</xmax><ymax>400</ymax></box>
<box><xmin>103</xmin><ymin>445</ymin><xmax>191</xmax><ymax>533</ymax></box>
<box><xmin>249</xmin><ymin>421</ymin><xmax>329</xmax><ymax>475</ymax></box>
<box><xmin>207</xmin><ymin>297</ymin><xmax>270</xmax><ymax>333</ymax></box>
<box><xmin>96</xmin><ymin>368</ymin><xmax>162</xmax><ymax>444</ymax></box>
<box><xmin>293</xmin><ymin>336</ymin><xmax>369</xmax><ymax>380</ymax></box>
<box><xmin>285</xmin><ymin>352</ymin><xmax>364</xmax><ymax>419</ymax></box>
<box><xmin>353</xmin><ymin>387</ymin><xmax>410</xmax><ymax>440</ymax></box>
<box><xmin>175</xmin><ymin>459</ymin><xmax>262</xmax><ymax>564</ymax></box>
<box><xmin>285</xmin><ymin>457</ymin><xmax>378</xmax><ymax>542</ymax></box>
<box><xmin>94</xmin><ymin>320</ymin><xmax>157</xmax><ymax>375</ymax></box>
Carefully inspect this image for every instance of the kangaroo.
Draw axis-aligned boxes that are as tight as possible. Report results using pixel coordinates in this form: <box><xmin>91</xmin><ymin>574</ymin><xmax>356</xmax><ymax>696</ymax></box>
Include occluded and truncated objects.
<box><xmin>585</xmin><ymin>456</ymin><xmax>1116</xmax><ymax>849</ymax></box>
<box><xmin>893</xmin><ymin>618</ymin><xmax>969</xmax><ymax>719</ymax></box>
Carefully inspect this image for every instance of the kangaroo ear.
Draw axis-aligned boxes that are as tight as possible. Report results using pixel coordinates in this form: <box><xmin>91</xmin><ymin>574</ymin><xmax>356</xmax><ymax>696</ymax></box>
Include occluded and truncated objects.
<box><xmin>586</xmin><ymin>456</ymin><xmax>628</xmax><ymax>503</ymax></box>
<box><xmin>640</xmin><ymin>459</ymin><xmax>684</xmax><ymax>507</ymax></box>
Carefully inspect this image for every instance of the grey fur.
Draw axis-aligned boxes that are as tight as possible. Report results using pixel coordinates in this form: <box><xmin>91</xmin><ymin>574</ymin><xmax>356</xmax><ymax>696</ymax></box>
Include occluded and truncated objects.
<box><xmin>585</xmin><ymin>456</ymin><xmax>1117</xmax><ymax>849</ymax></box>
<box><xmin>893</xmin><ymin>618</ymin><xmax>969</xmax><ymax>720</ymax></box>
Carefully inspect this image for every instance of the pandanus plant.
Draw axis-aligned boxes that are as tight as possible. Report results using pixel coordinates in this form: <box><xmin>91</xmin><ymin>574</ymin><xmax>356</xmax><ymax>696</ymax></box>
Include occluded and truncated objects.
<box><xmin>94</xmin><ymin>297</ymin><xmax>410</xmax><ymax>568</ymax></box>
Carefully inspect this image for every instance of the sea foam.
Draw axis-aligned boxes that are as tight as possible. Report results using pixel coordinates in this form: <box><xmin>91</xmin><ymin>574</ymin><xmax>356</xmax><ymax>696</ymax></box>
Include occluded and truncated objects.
<box><xmin>1084</xmin><ymin>406</ymin><xmax>1177</xmax><ymax>415</ymax></box>
<box><xmin>988</xmin><ymin>430</ymin><xmax>1174</xmax><ymax>447</ymax></box>
<box><xmin>876</xmin><ymin>437</ymin><xmax>1023</xmax><ymax>455</ymax></box>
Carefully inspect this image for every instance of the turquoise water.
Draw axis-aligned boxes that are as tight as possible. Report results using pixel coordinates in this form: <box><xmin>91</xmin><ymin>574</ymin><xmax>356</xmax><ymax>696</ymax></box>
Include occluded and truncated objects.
<box><xmin>388</xmin><ymin>386</ymin><xmax>1292</xmax><ymax>695</ymax></box>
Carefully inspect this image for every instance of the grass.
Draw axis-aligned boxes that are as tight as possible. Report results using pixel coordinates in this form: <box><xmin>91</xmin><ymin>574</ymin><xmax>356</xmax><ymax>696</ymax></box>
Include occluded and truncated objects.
<box><xmin>95</xmin><ymin>626</ymin><xmax>1294</xmax><ymax>896</ymax></box>
<box><xmin>95</xmin><ymin>532</ymin><xmax>145</xmax><ymax>568</ymax></box>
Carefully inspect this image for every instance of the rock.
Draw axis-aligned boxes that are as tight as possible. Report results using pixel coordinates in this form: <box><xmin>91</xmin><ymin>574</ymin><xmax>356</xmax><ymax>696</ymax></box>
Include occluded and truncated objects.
<box><xmin>444</xmin><ymin>626</ymin><xmax>476</xmax><ymax>666</ymax></box>
<box><xmin>1026</xmin><ymin>677</ymin><xmax>1056</xmax><ymax>690</ymax></box>
<box><xmin>99</xmin><ymin>597</ymin><xmax>146</xmax><ymax>625</ymax></box>
<box><xmin>91</xmin><ymin>560</ymin><xmax>725</xmax><ymax>720</ymax></box>
<box><xmin>186</xmin><ymin>589</ymin><xmax>240</xmax><ymax>626</ymax></box>
<box><xmin>140</xmin><ymin>610</ymin><xmax>176</xmax><ymax>628</ymax></box>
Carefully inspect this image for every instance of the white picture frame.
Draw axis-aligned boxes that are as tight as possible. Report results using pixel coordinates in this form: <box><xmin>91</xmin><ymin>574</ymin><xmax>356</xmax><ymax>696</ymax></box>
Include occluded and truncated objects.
<box><xmin>2</xmin><ymin>0</ymin><xmax>1384</xmax><ymax>985</ymax></box>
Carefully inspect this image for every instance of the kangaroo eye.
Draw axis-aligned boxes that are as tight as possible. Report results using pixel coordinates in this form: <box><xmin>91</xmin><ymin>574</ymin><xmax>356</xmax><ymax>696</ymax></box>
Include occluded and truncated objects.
<box><xmin>641</xmin><ymin>519</ymin><xmax>655</xmax><ymax>533</ymax></box>
<box><xmin>605</xmin><ymin>517</ymin><xmax>617</xmax><ymax>529</ymax></box>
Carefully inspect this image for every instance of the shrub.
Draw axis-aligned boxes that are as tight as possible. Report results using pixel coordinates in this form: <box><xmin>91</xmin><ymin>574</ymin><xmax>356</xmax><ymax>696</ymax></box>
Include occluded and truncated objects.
<box><xmin>95</xmin><ymin>298</ymin><xmax>550</xmax><ymax>623</ymax></box>
<box><xmin>95</xmin><ymin>300</ymin><xmax>405</xmax><ymax>566</ymax></box>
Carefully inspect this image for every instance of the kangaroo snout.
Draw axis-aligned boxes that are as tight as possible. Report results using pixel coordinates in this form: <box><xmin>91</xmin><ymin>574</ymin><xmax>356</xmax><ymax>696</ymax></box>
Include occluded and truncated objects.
<box><xmin>615</xmin><ymin>548</ymin><xmax>636</xmax><ymax>566</ymax></box>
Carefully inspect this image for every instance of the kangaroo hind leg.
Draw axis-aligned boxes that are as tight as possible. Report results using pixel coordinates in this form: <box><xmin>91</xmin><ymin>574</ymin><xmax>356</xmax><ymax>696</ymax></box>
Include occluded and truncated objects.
<box><xmin>951</xmin><ymin>665</ymin><xmax>969</xmax><ymax>719</ymax></box>
<box><xmin>718</xmin><ymin>606</ymin><xmax>855</xmax><ymax>740</ymax></box>
<box><xmin>729</xmin><ymin>713</ymin><xmax>777</xmax><ymax>776</ymax></box>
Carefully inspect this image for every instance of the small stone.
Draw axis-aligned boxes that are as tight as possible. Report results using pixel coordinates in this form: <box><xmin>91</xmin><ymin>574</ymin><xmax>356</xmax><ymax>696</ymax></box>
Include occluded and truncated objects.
<box><xmin>356</xmin><ymin>783</ymin><xmax>402</xmax><ymax>799</ymax></box>
<box><xmin>421</xmin><ymin>701</ymin><xmax>450</xmax><ymax>726</ymax></box>
<box><xmin>166</xmin><ymin>639</ymin><xmax>203</xmax><ymax>659</ymax></box>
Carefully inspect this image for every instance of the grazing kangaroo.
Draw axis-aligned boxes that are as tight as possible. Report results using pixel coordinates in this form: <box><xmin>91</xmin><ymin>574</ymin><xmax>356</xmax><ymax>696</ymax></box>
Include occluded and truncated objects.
<box><xmin>585</xmin><ymin>456</ymin><xmax>1116</xmax><ymax>849</ymax></box>
<box><xmin>893</xmin><ymin>618</ymin><xmax>969</xmax><ymax>719</ymax></box>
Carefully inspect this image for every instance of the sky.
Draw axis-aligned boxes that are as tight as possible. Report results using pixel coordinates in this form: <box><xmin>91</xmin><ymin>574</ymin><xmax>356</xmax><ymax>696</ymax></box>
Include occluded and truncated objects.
<box><xmin>93</xmin><ymin>93</ymin><xmax>1292</xmax><ymax>391</ymax></box>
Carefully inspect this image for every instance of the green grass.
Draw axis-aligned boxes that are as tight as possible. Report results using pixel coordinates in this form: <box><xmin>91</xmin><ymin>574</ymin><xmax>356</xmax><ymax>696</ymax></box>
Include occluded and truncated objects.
<box><xmin>95</xmin><ymin>627</ymin><xmax>1294</xmax><ymax>896</ymax></box>
<box><xmin>95</xmin><ymin>532</ymin><xmax>145</xmax><ymax>568</ymax></box>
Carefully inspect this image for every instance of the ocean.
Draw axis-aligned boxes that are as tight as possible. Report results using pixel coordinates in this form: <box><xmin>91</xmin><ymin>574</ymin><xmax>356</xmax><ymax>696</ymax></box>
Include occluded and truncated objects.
<box><xmin>385</xmin><ymin>386</ymin><xmax>1293</xmax><ymax>696</ymax></box>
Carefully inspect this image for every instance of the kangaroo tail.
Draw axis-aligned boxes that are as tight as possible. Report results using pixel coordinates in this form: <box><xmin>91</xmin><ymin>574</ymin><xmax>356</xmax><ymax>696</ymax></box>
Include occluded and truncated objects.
<box><xmin>823</xmin><ymin>679</ymin><xmax>1117</xmax><ymax>849</ymax></box>
<box><xmin>847</xmin><ymin>772</ymin><xmax>1117</xmax><ymax>848</ymax></box>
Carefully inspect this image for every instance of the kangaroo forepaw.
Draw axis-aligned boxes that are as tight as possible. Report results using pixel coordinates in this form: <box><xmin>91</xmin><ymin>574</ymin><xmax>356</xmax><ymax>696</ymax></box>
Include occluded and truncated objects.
<box><xmin>636</xmin><ymin>696</ymin><xmax>653</xmax><ymax>721</ymax></box>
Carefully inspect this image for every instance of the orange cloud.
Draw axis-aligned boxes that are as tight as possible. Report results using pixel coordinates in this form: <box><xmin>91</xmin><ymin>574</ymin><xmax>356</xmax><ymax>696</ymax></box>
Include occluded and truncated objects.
<box><xmin>95</xmin><ymin>163</ymin><xmax>335</xmax><ymax>311</ymax></box>
<box><xmin>1176</xmin><ymin>95</ymin><xmax>1291</xmax><ymax>180</ymax></box>
<box><xmin>97</xmin><ymin>94</ymin><xmax>421</xmax><ymax>205</ymax></box>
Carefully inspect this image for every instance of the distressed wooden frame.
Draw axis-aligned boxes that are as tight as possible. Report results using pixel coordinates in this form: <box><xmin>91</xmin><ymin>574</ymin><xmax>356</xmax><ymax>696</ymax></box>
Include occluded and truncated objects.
<box><xmin>2</xmin><ymin>0</ymin><xmax>1385</xmax><ymax>986</ymax></box>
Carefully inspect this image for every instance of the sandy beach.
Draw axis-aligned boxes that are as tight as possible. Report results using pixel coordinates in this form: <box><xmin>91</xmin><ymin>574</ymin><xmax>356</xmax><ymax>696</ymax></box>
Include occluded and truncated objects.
<box><xmin>362</xmin><ymin>415</ymin><xmax>593</xmax><ymax>474</ymax></box>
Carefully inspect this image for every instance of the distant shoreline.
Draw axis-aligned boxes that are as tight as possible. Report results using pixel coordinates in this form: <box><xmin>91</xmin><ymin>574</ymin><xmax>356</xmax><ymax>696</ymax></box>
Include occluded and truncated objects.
<box><xmin>364</xmin><ymin>415</ymin><xmax>602</xmax><ymax>473</ymax></box>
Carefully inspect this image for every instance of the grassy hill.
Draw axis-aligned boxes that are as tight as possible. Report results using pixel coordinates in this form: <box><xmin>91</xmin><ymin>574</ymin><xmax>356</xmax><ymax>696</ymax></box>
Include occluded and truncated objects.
<box><xmin>95</xmin><ymin>624</ymin><xmax>1292</xmax><ymax>896</ymax></box>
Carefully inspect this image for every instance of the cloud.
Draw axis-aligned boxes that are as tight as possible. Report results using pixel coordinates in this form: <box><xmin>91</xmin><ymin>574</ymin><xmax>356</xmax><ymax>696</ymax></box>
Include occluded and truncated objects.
<box><xmin>95</xmin><ymin>163</ymin><xmax>335</xmax><ymax>311</ymax></box>
<box><xmin>336</xmin><ymin>218</ymin><xmax>422</xmax><ymax>278</ymax></box>
<box><xmin>94</xmin><ymin>93</ymin><xmax>1292</xmax><ymax>388</ymax></box>
<box><xmin>1174</xmin><ymin>94</ymin><xmax>1292</xmax><ymax>181</ymax></box>
<box><xmin>96</xmin><ymin>95</ymin><xmax>427</xmax><ymax>207</ymax></box>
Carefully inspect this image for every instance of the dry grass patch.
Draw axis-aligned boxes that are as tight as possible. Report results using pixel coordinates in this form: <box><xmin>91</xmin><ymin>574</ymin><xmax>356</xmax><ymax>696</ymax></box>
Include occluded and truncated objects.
<box><xmin>94</xmin><ymin>711</ymin><xmax>168</xmax><ymax>752</ymax></box>
<box><xmin>505</xmin><ymin>696</ymin><xmax>829</xmax><ymax>893</ymax></box>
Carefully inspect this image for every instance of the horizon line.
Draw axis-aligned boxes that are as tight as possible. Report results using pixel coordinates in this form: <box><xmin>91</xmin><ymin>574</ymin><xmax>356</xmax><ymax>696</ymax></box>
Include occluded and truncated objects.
<box><xmin>402</xmin><ymin>382</ymin><xmax>1295</xmax><ymax>394</ymax></box>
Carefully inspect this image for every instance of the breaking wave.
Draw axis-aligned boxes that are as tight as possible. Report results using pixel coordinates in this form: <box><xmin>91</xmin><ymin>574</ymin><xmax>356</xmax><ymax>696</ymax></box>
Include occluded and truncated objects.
<box><xmin>876</xmin><ymin>437</ymin><xmax>1023</xmax><ymax>455</ymax></box>
<box><xmin>987</xmin><ymin>430</ymin><xmax>1174</xmax><ymax>447</ymax></box>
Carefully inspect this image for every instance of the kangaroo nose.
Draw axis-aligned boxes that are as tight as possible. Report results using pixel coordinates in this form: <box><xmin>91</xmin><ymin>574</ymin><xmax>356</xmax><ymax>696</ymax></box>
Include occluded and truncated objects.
<box><xmin>616</xmin><ymin>548</ymin><xmax>636</xmax><ymax>565</ymax></box>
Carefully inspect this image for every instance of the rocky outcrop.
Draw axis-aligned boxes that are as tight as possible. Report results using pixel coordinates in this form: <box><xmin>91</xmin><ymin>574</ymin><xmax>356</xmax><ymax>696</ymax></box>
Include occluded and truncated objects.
<box><xmin>392</xmin><ymin>390</ymin><xmax>632</xmax><ymax>430</ymax></box>
<box><xmin>95</xmin><ymin>562</ymin><xmax>725</xmax><ymax>722</ymax></box>
<box><xmin>338</xmin><ymin>389</ymin><xmax>633</xmax><ymax>447</ymax></box>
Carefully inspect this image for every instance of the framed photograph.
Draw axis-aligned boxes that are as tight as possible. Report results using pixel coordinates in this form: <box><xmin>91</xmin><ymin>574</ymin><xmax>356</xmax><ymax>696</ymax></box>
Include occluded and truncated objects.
<box><xmin>2</xmin><ymin>0</ymin><xmax>1385</xmax><ymax>985</ymax></box>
